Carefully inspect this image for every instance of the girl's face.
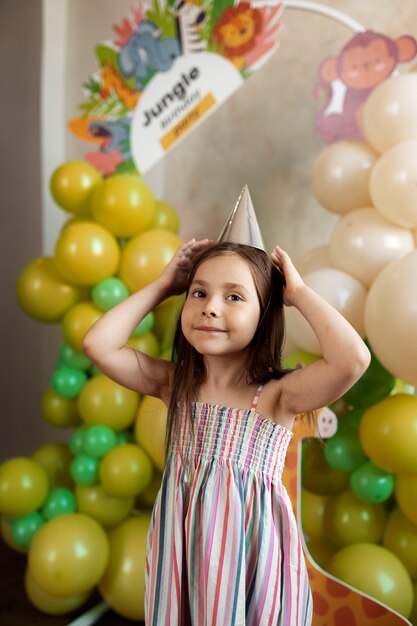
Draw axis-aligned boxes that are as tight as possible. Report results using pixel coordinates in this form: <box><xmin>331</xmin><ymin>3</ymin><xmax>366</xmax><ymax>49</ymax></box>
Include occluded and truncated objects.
<box><xmin>181</xmin><ymin>254</ymin><xmax>261</xmax><ymax>358</ymax></box>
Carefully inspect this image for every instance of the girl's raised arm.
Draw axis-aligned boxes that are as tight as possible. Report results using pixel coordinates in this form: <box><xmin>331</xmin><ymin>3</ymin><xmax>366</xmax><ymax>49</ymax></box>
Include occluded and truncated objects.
<box><xmin>82</xmin><ymin>238</ymin><xmax>210</xmax><ymax>401</ymax></box>
<box><xmin>270</xmin><ymin>245</ymin><xmax>371</xmax><ymax>417</ymax></box>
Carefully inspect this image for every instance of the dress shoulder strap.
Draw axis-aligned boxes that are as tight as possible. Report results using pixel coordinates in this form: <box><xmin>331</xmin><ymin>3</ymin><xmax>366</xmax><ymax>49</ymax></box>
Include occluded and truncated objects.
<box><xmin>251</xmin><ymin>384</ymin><xmax>264</xmax><ymax>411</ymax></box>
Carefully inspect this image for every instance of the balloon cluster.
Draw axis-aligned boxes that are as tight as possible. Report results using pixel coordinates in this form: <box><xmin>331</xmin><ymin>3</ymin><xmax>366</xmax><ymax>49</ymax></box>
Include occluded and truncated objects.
<box><xmin>1</xmin><ymin>162</ymin><xmax>182</xmax><ymax>620</ymax></box>
<box><xmin>289</xmin><ymin>72</ymin><xmax>417</xmax><ymax>622</ymax></box>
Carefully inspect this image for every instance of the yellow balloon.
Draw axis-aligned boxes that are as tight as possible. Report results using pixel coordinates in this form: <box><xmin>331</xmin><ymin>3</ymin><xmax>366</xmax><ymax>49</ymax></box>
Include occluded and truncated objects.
<box><xmin>409</xmin><ymin>579</ymin><xmax>417</xmax><ymax>626</ymax></box>
<box><xmin>1</xmin><ymin>516</ymin><xmax>27</xmax><ymax>553</ymax></box>
<box><xmin>153</xmin><ymin>295</ymin><xmax>183</xmax><ymax>352</ymax></box>
<box><xmin>32</xmin><ymin>443</ymin><xmax>73</xmax><ymax>489</ymax></box>
<box><xmin>91</xmin><ymin>174</ymin><xmax>155</xmax><ymax>238</ymax></box>
<box><xmin>28</xmin><ymin>513</ymin><xmax>109</xmax><ymax>596</ymax></box>
<box><xmin>305</xmin><ymin>537</ymin><xmax>337</xmax><ymax>570</ymax></box>
<box><xmin>370</xmin><ymin>140</ymin><xmax>417</xmax><ymax>228</ymax></box>
<box><xmin>151</xmin><ymin>200</ymin><xmax>180</xmax><ymax>233</ymax></box>
<box><xmin>286</xmin><ymin>268</ymin><xmax>366</xmax><ymax>354</ymax></box>
<box><xmin>135</xmin><ymin>470</ymin><xmax>163</xmax><ymax>509</ymax></box>
<box><xmin>55</xmin><ymin>221</ymin><xmax>120</xmax><ymax>285</ymax></box>
<box><xmin>16</xmin><ymin>256</ymin><xmax>88</xmax><ymax>322</ymax></box>
<box><xmin>301</xmin><ymin>438</ymin><xmax>349</xmax><ymax>496</ymax></box>
<box><xmin>62</xmin><ymin>301</ymin><xmax>102</xmax><ymax>352</ymax></box>
<box><xmin>300</xmin><ymin>489</ymin><xmax>329</xmax><ymax>541</ymax></box>
<box><xmin>323</xmin><ymin>489</ymin><xmax>387</xmax><ymax>548</ymax></box>
<box><xmin>383</xmin><ymin>507</ymin><xmax>417</xmax><ymax>579</ymax></box>
<box><xmin>311</xmin><ymin>141</ymin><xmax>377</xmax><ymax>215</ymax></box>
<box><xmin>119</xmin><ymin>229</ymin><xmax>183</xmax><ymax>292</ymax></box>
<box><xmin>134</xmin><ymin>395</ymin><xmax>168</xmax><ymax>472</ymax></box>
<box><xmin>328</xmin><ymin>543</ymin><xmax>413</xmax><ymax>618</ymax></box>
<box><xmin>296</xmin><ymin>246</ymin><xmax>332</xmax><ymax>276</ymax></box>
<box><xmin>50</xmin><ymin>160</ymin><xmax>101</xmax><ymax>215</ymax></box>
<box><xmin>127</xmin><ymin>331</ymin><xmax>160</xmax><ymax>358</ymax></box>
<box><xmin>24</xmin><ymin>568</ymin><xmax>91</xmax><ymax>615</ymax></box>
<box><xmin>75</xmin><ymin>484</ymin><xmax>134</xmax><ymax>528</ymax></box>
<box><xmin>395</xmin><ymin>473</ymin><xmax>417</xmax><ymax>526</ymax></box>
<box><xmin>41</xmin><ymin>386</ymin><xmax>81</xmax><ymax>428</ymax></box>
<box><xmin>77</xmin><ymin>374</ymin><xmax>139</xmax><ymax>430</ymax></box>
<box><xmin>363</xmin><ymin>73</ymin><xmax>417</xmax><ymax>153</ymax></box>
<box><xmin>329</xmin><ymin>207</ymin><xmax>414</xmax><ymax>288</ymax></box>
<box><xmin>98</xmin><ymin>513</ymin><xmax>151</xmax><ymax>621</ymax></box>
<box><xmin>365</xmin><ymin>251</ymin><xmax>417</xmax><ymax>385</ymax></box>
<box><xmin>0</xmin><ymin>457</ymin><xmax>49</xmax><ymax>517</ymax></box>
<box><xmin>360</xmin><ymin>394</ymin><xmax>417</xmax><ymax>474</ymax></box>
<box><xmin>99</xmin><ymin>443</ymin><xmax>153</xmax><ymax>498</ymax></box>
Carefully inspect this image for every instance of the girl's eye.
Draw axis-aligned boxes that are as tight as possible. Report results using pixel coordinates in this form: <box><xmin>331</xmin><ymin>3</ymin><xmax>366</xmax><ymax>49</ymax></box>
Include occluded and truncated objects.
<box><xmin>227</xmin><ymin>293</ymin><xmax>243</xmax><ymax>301</ymax></box>
<box><xmin>192</xmin><ymin>290</ymin><xmax>206</xmax><ymax>298</ymax></box>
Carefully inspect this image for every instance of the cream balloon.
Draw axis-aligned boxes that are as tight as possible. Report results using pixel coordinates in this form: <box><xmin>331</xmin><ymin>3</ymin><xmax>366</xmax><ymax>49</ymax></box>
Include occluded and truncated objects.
<box><xmin>370</xmin><ymin>140</ymin><xmax>417</xmax><ymax>228</ymax></box>
<box><xmin>363</xmin><ymin>73</ymin><xmax>417</xmax><ymax>153</ymax></box>
<box><xmin>285</xmin><ymin>269</ymin><xmax>367</xmax><ymax>355</ymax></box>
<box><xmin>311</xmin><ymin>141</ymin><xmax>377</xmax><ymax>215</ymax></box>
<box><xmin>329</xmin><ymin>208</ymin><xmax>414</xmax><ymax>287</ymax></box>
<box><xmin>296</xmin><ymin>246</ymin><xmax>332</xmax><ymax>276</ymax></box>
<box><xmin>365</xmin><ymin>250</ymin><xmax>417</xmax><ymax>385</ymax></box>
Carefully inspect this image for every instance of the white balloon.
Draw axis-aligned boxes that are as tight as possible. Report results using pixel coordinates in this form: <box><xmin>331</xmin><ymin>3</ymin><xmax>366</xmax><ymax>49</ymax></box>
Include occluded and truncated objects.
<box><xmin>329</xmin><ymin>207</ymin><xmax>414</xmax><ymax>287</ymax></box>
<box><xmin>365</xmin><ymin>250</ymin><xmax>417</xmax><ymax>386</ymax></box>
<box><xmin>285</xmin><ymin>269</ymin><xmax>367</xmax><ymax>355</ymax></box>
<box><xmin>296</xmin><ymin>245</ymin><xmax>332</xmax><ymax>276</ymax></box>
<box><xmin>363</xmin><ymin>73</ymin><xmax>417</xmax><ymax>153</ymax></box>
<box><xmin>311</xmin><ymin>141</ymin><xmax>377</xmax><ymax>215</ymax></box>
<box><xmin>370</xmin><ymin>140</ymin><xmax>417</xmax><ymax>228</ymax></box>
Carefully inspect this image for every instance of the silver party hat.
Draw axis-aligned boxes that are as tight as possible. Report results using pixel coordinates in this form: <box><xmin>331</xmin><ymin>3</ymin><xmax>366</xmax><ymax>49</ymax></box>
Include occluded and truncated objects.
<box><xmin>217</xmin><ymin>185</ymin><xmax>266</xmax><ymax>251</ymax></box>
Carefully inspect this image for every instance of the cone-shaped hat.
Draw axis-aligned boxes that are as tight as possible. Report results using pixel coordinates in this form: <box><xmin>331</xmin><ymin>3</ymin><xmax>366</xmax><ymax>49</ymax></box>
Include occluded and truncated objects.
<box><xmin>217</xmin><ymin>185</ymin><xmax>266</xmax><ymax>251</ymax></box>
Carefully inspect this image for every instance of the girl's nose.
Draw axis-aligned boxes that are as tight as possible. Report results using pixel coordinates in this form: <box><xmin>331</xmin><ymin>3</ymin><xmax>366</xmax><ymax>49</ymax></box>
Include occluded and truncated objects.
<box><xmin>202</xmin><ymin>299</ymin><xmax>219</xmax><ymax>317</ymax></box>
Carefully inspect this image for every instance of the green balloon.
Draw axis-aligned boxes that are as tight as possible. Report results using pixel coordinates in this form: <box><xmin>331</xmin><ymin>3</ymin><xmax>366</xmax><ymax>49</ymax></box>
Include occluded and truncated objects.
<box><xmin>131</xmin><ymin>311</ymin><xmax>154</xmax><ymax>337</ymax></box>
<box><xmin>11</xmin><ymin>512</ymin><xmax>44</xmax><ymax>549</ymax></box>
<box><xmin>41</xmin><ymin>487</ymin><xmax>76</xmax><ymax>520</ymax></box>
<box><xmin>324</xmin><ymin>430</ymin><xmax>367</xmax><ymax>473</ymax></box>
<box><xmin>343</xmin><ymin>345</ymin><xmax>395</xmax><ymax>408</ymax></box>
<box><xmin>51</xmin><ymin>367</ymin><xmax>87</xmax><ymax>398</ymax></box>
<box><xmin>91</xmin><ymin>277</ymin><xmax>129</xmax><ymax>311</ymax></box>
<box><xmin>283</xmin><ymin>350</ymin><xmax>320</xmax><ymax>369</ymax></box>
<box><xmin>59</xmin><ymin>343</ymin><xmax>91</xmax><ymax>371</ymax></box>
<box><xmin>350</xmin><ymin>461</ymin><xmax>394</xmax><ymax>503</ymax></box>
<box><xmin>69</xmin><ymin>427</ymin><xmax>87</xmax><ymax>455</ymax></box>
<box><xmin>115</xmin><ymin>430</ymin><xmax>134</xmax><ymax>445</ymax></box>
<box><xmin>335</xmin><ymin>409</ymin><xmax>364</xmax><ymax>433</ymax></box>
<box><xmin>83</xmin><ymin>425</ymin><xmax>117</xmax><ymax>457</ymax></box>
<box><xmin>70</xmin><ymin>454</ymin><xmax>99</xmax><ymax>485</ymax></box>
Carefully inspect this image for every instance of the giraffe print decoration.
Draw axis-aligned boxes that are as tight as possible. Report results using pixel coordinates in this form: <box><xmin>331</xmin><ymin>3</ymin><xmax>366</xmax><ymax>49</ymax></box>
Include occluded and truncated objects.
<box><xmin>282</xmin><ymin>412</ymin><xmax>413</xmax><ymax>626</ymax></box>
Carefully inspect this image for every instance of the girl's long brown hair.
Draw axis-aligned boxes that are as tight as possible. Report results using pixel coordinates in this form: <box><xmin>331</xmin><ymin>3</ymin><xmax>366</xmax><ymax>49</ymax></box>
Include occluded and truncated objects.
<box><xmin>163</xmin><ymin>241</ymin><xmax>305</xmax><ymax>470</ymax></box>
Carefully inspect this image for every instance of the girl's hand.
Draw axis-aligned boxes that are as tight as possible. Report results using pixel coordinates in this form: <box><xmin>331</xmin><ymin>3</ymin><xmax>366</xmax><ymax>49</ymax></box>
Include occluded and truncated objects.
<box><xmin>158</xmin><ymin>238</ymin><xmax>211</xmax><ymax>295</ymax></box>
<box><xmin>270</xmin><ymin>245</ymin><xmax>305</xmax><ymax>306</ymax></box>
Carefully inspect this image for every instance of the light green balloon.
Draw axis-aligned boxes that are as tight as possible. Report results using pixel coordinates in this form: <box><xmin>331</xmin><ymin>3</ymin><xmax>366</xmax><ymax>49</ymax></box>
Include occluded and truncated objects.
<box><xmin>131</xmin><ymin>311</ymin><xmax>154</xmax><ymax>337</ymax></box>
<box><xmin>91</xmin><ymin>277</ymin><xmax>129</xmax><ymax>311</ymax></box>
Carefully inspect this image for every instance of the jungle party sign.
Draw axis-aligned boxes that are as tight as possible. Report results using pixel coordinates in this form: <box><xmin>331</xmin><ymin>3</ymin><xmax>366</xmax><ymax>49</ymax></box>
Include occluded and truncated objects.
<box><xmin>69</xmin><ymin>0</ymin><xmax>285</xmax><ymax>176</ymax></box>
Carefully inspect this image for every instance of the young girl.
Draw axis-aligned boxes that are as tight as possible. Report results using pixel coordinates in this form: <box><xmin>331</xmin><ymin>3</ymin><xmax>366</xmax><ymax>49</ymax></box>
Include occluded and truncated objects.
<box><xmin>82</xmin><ymin>238</ymin><xmax>370</xmax><ymax>625</ymax></box>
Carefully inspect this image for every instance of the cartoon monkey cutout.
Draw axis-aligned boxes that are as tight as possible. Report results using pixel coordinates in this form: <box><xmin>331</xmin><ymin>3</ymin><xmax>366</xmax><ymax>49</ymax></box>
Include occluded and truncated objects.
<box><xmin>314</xmin><ymin>31</ymin><xmax>417</xmax><ymax>144</ymax></box>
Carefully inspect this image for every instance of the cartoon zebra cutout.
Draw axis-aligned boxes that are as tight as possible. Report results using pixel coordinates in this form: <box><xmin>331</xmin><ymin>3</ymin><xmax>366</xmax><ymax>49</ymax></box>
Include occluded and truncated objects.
<box><xmin>175</xmin><ymin>1</ymin><xmax>207</xmax><ymax>55</ymax></box>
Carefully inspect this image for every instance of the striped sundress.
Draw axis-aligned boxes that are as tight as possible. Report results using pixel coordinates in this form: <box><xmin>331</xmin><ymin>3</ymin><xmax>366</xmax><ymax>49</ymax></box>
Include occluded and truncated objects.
<box><xmin>144</xmin><ymin>384</ymin><xmax>312</xmax><ymax>625</ymax></box>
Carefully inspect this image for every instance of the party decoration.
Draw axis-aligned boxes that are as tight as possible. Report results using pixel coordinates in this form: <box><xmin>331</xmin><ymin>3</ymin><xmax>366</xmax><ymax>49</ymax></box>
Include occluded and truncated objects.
<box><xmin>359</xmin><ymin>394</ymin><xmax>417</xmax><ymax>474</ymax></box>
<box><xmin>324</xmin><ymin>429</ymin><xmax>367</xmax><ymax>473</ymax></box>
<box><xmin>28</xmin><ymin>513</ymin><xmax>109</xmax><ymax>596</ymax></box>
<box><xmin>314</xmin><ymin>31</ymin><xmax>417</xmax><ymax>144</ymax></box>
<box><xmin>41</xmin><ymin>487</ymin><xmax>76</xmax><ymax>520</ymax></box>
<box><xmin>365</xmin><ymin>250</ymin><xmax>417</xmax><ymax>386</ymax></box>
<box><xmin>296</xmin><ymin>245</ymin><xmax>332</xmax><ymax>276</ymax></box>
<box><xmin>40</xmin><ymin>387</ymin><xmax>81</xmax><ymax>428</ymax></box>
<box><xmin>70</xmin><ymin>1</ymin><xmax>285</xmax><ymax>176</ymax></box>
<box><xmin>395</xmin><ymin>474</ymin><xmax>417</xmax><ymax>526</ymax></box>
<box><xmin>127</xmin><ymin>331</ymin><xmax>160</xmax><ymax>358</ymax></box>
<box><xmin>70</xmin><ymin>454</ymin><xmax>100</xmax><ymax>486</ymax></box>
<box><xmin>12</xmin><ymin>513</ymin><xmax>45</xmax><ymax>549</ymax></box>
<box><xmin>300</xmin><ymin>489</ymin><xmax>329</xmax><ymax>541</ymax></box>
<box><xmin>91</xmin><ymin>277</ymin><xmax>130</xmax><ymax>311</ymax></box>
<box><xmin>16</xmin><ymin>257</ymin><xmax>88</xmax><ymax>323</ymax></box>
<box><xmin>329</xmin><ymin>207</ymin><xmax>414</xmax><ymax>288</ymax></box>
<box><xmin>131</xmin><ymin>311</ymin><xmax>154</xmax><ymax>337</ymax></box>
<box><xmin>152</xmin><ymin>199</ymin><xmax>180</xmax><ymax>232</ymax></box>
<box><xmin>118</xmin><ymin>228</ymin><xmax>183</xmax><ymax>292</ymax></box>
<box><xmin>75</xmin><ymin>484</ymin><xmax>134</xmax><ymax>529</ymax></box>
<box><xmin>77</xmin><ymin>374</ymin><xmax>139</xmax><ymax>430</ymax></box>
<box><xmin>58</xmin><ymin>342</ymin><xmax>92</xmax><ymax>371</ymax></box>
<box><xmin>0</xmin><ymin>458</ymin><xmax>49</xmax><ymax>518</ymax></box>
<box><xmin>91</xmin><ymin>174</ymin><xmax>155</xmax><ymax>237</ymax></box>
<box><xmin>98</xmin><ymin>513</ymin><xmax>151</xmax><ymax>621</ymax></box>
<box><xmin>134</xmin><ymin>395</ymin><xmax>168</xmax><ymax>472</ymax></box>
<box><xmin>383</xmin><ymin>508</ymin><xmax>417</xmax><ymax>579</ymax></box>
<box><xmin>350</xmin><ymin>460</ymin><xmax>394</xmax><ymax>504</ymax></box>
<box><xmin>82</xmin><ymin>424</ymin><xmax>118</xmax><ymax>458</ymax></box>
<box><xmin>363</xmin><ymin>72</ymin><xmax>417</xmax><ymax>152</ymax></box>
<box><xmin>61</xmin><ymin>301</ymin><xmax>102</xmax><ymax>352</ymax></box>
<box><xmin>311</xmin><ymin>141</ymin><xmax>377</xmax><ymax>214</ymax></box>
<box><xmin>55</xmin><ymin>221</ymin><xmax>120</xmax><ymax>285</ymax></box>
<box><xmin>323</xmin><ymin>489</ymin><xmax>387</xmax><ymax>547</ymax></box>
<box><xmin>50</xmin><ymin>160</ymin><xmax>102</xmax><ymax>215</ymax></box>
<box><xmin>328</xmin><ymin>543</ymin><xmax>414</xmax><ymax>618</ymax></box>
<box><xmin>99</xmin><ymin>443</ymin><xmax>153</xmax><ymax>498</ymax></box>
<box><xmin>342</xmin><ymin>344</ymin><xmax>395</xmax><ymax>408</ymax></box>
<box><xmin>51</xmin><ymin>367</ymin><xmax>87</xmax><ymax>399</ymax></box>
<box><xmin>31</xmin><ymin>443</ymin><xmax>73</xmax><ymax>489</ymax></box>
<box><xmin>24</xmin><ymin>568</ymin><xmax>91</xmax><ymax>615</ymax></box>
<box><xmin>301</xmin><ymin>438</ymin><xmax>349</xmax><ymax>496</ymax></box>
